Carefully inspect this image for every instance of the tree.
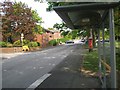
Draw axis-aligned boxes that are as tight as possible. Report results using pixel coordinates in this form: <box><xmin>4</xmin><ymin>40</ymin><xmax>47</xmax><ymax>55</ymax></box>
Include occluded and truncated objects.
<box><xmin>32</xmin><ymin>10</ymin><xmax>43</xmax><ymax>24</ymax></box>
<box><xmin>34</xmin><ymin>25</ymin><xmax>43</xmax><ymax>34</ymax></box>
<box><xmin>53</xmin><ymin>22</ymin><xmax>67</xmax><ymax>32</ymax></box>
<box><xmin>32</xmin><ymin>10</ymin><xmax>44</xmax><ymax>34</ymax></box>
<box><xmin>1</xmin><ymin>1</ymin><xmax>43</xmax><ymax>42</ymax></box>
<box><xmin>61</xmin><ymin>30</ymin><xmax>69</xmax><ymax>37</ymax></box>
<box><xmin>114</xmin><ymin>5</ymin><xmax>120</xmax><ymax>41</ymax></box>
<box><xmin>12</xmin><ymin>2</ymin><xmax>36</xmax><ymax>38</ymax></box>
<box><xmin>1</xmin><ymin>1</ymin><xmax>14</xmax><ymax>42</ymax></box>
<box><xmin>48</xmin><ymin>28</ymin><xmax>54</xmax><ymax>30</ymax></box>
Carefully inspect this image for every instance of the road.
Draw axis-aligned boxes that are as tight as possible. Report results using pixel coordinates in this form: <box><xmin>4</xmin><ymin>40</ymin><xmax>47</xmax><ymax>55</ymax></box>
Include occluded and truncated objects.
<box><xmin>2</xmin><ymin>44</ymin><xmax>81</xmax><ymax>89</ymax></box>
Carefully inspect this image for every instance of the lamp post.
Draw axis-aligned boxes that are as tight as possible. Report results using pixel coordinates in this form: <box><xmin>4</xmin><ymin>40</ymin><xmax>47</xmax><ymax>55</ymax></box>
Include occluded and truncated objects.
<box><xmin>21</xmin><ymin>33</ymin><xmax>24</xmax><ymax>46</ymax></box>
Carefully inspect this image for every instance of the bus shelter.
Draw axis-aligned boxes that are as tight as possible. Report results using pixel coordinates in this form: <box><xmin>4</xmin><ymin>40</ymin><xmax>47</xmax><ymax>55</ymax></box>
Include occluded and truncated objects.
<box><xmin>53</xmin><ymin>2</ymin><xmax>120</xmax><ymax>88</ymax></box>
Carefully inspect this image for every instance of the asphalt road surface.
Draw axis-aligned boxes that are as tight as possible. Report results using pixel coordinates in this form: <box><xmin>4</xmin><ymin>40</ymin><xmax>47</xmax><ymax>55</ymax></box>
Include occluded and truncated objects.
<box><xmin>2</xmin><ymin>44</ymin><xmax>81</xmax><ymax>89</ymax></box>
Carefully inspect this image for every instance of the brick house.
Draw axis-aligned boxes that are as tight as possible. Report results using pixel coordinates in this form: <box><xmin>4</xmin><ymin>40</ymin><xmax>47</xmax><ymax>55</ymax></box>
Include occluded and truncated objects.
<box><xmin>34</xmin><ymin>29</ymin><xmax>62</xmax><ymax>47</ymax></box>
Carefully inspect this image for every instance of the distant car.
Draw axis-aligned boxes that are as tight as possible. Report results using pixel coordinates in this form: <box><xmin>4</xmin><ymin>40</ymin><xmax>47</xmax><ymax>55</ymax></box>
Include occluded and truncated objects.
<box><xmin>81</xmin><ymin>39</ymin><xmax>85</xmax><ymax>42</ymax></box>
<box><xmin>65</xmin><ymin>41</ymin><xmax>74</xmax><ymax>45</ymax></box>
<box><xmin>65</xmin><ymin>40</ymin><xmax>74</xmax><ymax>44</ymax></box>
<box><xmin>78</xmin><ymin>39</ymin><xmax>86</xmax><ymax>45</ymax></box>
<box><xmin>96</xmin><ymin>39</ymin><xmax>109</xmax><ymax>43</ymax></box>
<box><xmin>101</xmin><ymin>40</ymin><xmax>109</xmax><ymax>42</ymax></box>
<box><xmin>96</xmin><ymin>39</ymin><xmax>109</xmax><ymax>47</ymax></box>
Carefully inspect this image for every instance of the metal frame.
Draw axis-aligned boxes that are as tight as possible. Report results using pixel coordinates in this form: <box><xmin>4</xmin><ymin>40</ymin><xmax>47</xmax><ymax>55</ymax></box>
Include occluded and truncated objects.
<box><xmin>98</xmin><ymin>8</ymin><xmax>117</xmax><ymax>88</ymax></box>
<box><xmin>102</xmin><ymin>22</ymin><xmax>107</xmax><ymax>88</ymax></box>
<box><xmin>109</xmin><ymin>8</ymin><xmax>116</xmax><ymax>88</ymax></box>
<box><xmin>53</xmin><ymin>2</ymin><xmax>119</xmax><ymax>88</ymax></box>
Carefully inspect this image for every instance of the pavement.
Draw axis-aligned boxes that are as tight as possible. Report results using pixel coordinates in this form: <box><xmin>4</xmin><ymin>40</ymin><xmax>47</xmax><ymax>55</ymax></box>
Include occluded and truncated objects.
<box><xmin>35</xmin><ymin>45</ymin><xmax>101</xmax><ymax>89</ymax></box>
<box><xmin>0</xmin><ymin>46</ymin><xmax>58</xmax><ymax>60</ymax></box>
<box><xmin>0</xmin><ymin>52</ymin><xmax>25</xmax><ymax>60</ymax></box>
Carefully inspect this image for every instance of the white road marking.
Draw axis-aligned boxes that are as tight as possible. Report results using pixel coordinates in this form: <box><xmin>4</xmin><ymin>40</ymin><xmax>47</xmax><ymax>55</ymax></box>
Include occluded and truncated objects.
<box><xmin>26</xmin><ymin>73</ymin><xmax>51</xmax><ymax>90</ymax></box>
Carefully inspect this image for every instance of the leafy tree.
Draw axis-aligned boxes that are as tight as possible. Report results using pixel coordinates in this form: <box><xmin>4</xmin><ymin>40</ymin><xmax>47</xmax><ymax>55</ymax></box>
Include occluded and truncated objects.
<box><xmin>61</xmin><ymin>30</ymin><xmax>69</xmax><ymax>37</ymax></box>
<box><xmin>48</xmin><ymin>28</ymin><xmax>54</xmax><ymax>30</ymax></box>
<box><xmin>1</xmin><ymin>1</ymin><xmax>43</xmax><ymax>42</ymax></box>
<box><xmin>32</xmin><ymin>10</ymin><xmax>44</xmax><ymax>34</ymax></box>
<box><xmin>1</xmin><ymin>1</ymin><xmax>14</xmax><ymax>42</ymax></box>
<box><xmin>114</xmin><ymin>5</ymin><xmax>120</xmax><ymax>41</ymax></box>
<box><xmin>53</xmin><ymin>22</ymin><xmax>67</xmax><ymax>32</ymax></box>
<box><xmin>34</xmin><ymin>25</ymin><xmax>43</xmax><ymax>34</ymax></box>
<box><xmin>34</xmin><ymin>0</ymin><xmax>44</xmax><ymax>2</ymax></box>
<box><xmin>32</xmin><ymin>10</ymin><xmax>43</xmax><ymax>24</ymax></box>
<box><xmin>53</xmin><ymin>23</ymin><xmax>60</xmax><ymax>30</ymax></box>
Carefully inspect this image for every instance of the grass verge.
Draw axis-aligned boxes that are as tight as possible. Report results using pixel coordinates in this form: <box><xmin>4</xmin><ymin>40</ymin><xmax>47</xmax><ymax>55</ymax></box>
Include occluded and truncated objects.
<box><xmin>83</xmin><ymin>49</ymin><xmax>99</xmax><ymax>72</ymax></box>
<box><xmin>83</xmin><ymin>41</ymin><xmax>120</xmax><ymax>87</ymax></box>
<box><xmin>83</xmin><ymin>41</ymin><xmax>120</xmax><ymax>72</ymax></box>
<box><xmin>83</xmin><ymin>48</ymin><xmax>120</xmax><ymax>72</ymax></box>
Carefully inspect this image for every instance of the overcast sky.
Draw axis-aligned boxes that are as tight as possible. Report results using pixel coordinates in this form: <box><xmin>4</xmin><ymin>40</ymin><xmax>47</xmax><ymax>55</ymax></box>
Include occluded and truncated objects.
<box><xmin>3</xmin><ymin>0</ymin><xmax>62</xmax><ymax>29</ymax></box>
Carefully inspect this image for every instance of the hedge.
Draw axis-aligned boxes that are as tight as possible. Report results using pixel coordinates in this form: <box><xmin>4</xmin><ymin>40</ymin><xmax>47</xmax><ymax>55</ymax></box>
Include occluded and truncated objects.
<box><xmin>28</xmin><ymin>42</ymin><xmax>39</xmax><ymax>47</ymax></box>
<box><xmin>13</xmin><ymin>40</ymin><xmax>30</xmax><ymax>47</ymax></box>
<box><xmin>49</xmin><ymin>39</ymin><xmax>58</xmax><ymax>46</ymax></box>
<box><xmin>0</xmin><ymin>41</ymin><xmax>7</xmax><ymax>47</ymax></box>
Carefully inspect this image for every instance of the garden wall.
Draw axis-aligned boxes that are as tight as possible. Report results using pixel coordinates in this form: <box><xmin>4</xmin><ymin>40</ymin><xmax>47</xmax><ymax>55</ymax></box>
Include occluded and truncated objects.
<box><xmin>0</xmin><ymin>47</ymin><xmax>22</xmax><ymax>53</ymax></box>
<box><xmin>0</xmin><ymin>47</ymin><xmax>42</xmax><ymax>53</ymax></box>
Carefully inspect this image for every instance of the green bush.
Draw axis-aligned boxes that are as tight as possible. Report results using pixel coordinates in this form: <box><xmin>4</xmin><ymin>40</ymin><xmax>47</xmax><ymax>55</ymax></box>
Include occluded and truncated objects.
<box><xmin>37</xmin><ymin>42</ymin><xmax>40</xmax><ymax>46</ymax></box>
<box><xmin>7</xmin><ymin>42</ymin><xmax>13</xmax><ymax>47</ymax></box>
<box><xmin>116</xmin><ymin>48</ymin><xmax>120</xmax><ymax>71</ymax></box>
<box><xmin>49</xmin><ymin>39</ymin><xmax>58</xmax><ymax>46</ymax></box>
<box><xmin>0</xmin><ymin>41</ymin><xmax>7</xmax><ymax>47</ymax></box>
<box><xmin>13</xmin><ymin>40</ymin><xmax>21</xmax><ymax>47</ymax></box>
<box><xmin>28</xmin><ymin>42</ymin><xmax>38</xmax><ymax>47</ymax></box>
<box><xmin>13</xmin><ymin>40</ymin><xmax>30</xmax><ymax>47</ymax></box>
<box><xmin>23</xmin><ymin>40</ymin><xmax>30</xmax><ymax>45</ymax></box>
<box><xmin>58</xmin><ymin>38</ymin><xmax>68</xmax><ymax>43</ymax></box>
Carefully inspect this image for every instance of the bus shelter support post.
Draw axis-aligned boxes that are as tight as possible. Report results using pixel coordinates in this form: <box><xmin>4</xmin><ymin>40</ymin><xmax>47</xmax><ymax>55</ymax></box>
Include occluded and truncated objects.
<box><xmin>109</xmin><ymin>8</ymin><xmax>117</xmax><ymax>88</ymax></box>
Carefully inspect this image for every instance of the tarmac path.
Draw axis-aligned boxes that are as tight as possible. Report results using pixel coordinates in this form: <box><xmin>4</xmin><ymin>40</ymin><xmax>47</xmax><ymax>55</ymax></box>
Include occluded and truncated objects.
<box><xmin>2</xmin><ymin>44</ymin><xmax>82</xmax><ymax>89</ymax></box>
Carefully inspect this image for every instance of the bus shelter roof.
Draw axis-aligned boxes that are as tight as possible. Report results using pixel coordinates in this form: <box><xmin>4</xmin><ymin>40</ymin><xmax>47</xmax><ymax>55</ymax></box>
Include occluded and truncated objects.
<box><xmin>53</xmin><ymin>2</ymin><xmax>120</xmax><ymax>29</ymax></box>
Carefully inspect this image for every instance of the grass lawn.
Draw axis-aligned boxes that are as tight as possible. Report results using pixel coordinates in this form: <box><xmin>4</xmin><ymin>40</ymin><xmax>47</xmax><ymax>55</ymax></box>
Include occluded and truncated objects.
<box><xmin>116</xmin><ymin>48</ymin><xmax>120</xmax><ymax>71</ymax></box>
<box><xmin>116</xmin><ymin>41</ymin><xmax>120</xmax><ymax>71</ymax></box>
<box><xmin>116</xmin><ymin>41</ymin><xmax>120</xmax><ymax>48</ymax></box>
<box><xmin>83</xmin><ymin>41</ymin><xmax>120</xmax><ymax>72</ymax></box>
<box><xmin>83</xmin><ymin>41</ymin><xmax>120</xmax><ymax>88</ymax></box>
<box><xmin>83</xmin><ymin>50</ymin><xmax>99</xmax><ymax>72</ymax></box>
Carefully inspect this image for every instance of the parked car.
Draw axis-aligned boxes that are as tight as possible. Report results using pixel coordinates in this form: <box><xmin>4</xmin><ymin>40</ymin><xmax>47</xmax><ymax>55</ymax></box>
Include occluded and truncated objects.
<box><xmin>65</xmin><ymin>40</ymin><xmax>74</xmax><ymax>45</ymax></box>
<box><xmin>65</xmin><ymin>40</ymin><xmax>74</xmax><ymax>44</ymax></box>
<box><xmin>96</xmin><ymin>39</ymin><xmax>110</xmax><ymax>47</ymax></box>
<box><xmin>96</xmin><ymin>39</ymin><xmax>109</xmax><ymax>43</ymax></box>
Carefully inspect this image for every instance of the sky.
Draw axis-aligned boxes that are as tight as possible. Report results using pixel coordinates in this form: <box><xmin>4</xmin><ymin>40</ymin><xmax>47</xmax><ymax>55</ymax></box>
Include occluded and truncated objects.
<box><xmin>2</xmin><ymin>0</ymin><xmax>62</xmax><ymax>29</ymax></box>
